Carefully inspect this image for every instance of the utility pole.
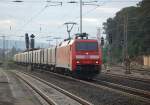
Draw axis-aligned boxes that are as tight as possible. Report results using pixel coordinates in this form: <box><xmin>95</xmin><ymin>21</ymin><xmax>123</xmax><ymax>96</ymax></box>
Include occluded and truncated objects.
<box><xmin>0</xmin><ymin>35</ymin><xmax>6</xmax><ymax>69</ymax></box>
<box><xmin>80</xmin><ymin>0</ymin><xmax>82</xmax><ymax>34</ymax></box>
<box><xmin>68</xmin><ymin>0</ymin><xmax>99</xmax><ymax>35</ymax></box>
<box><xmin>79</xmin><ymin>0</ymin><xmax>99</xmax><ymax>34</ymax></box>
<box><xmin>106</xmin><ymin>34</ymin><xmax>113</xmax><ymax>71</ymax></box>
<box><xmin>124</xmin><ymin>13</ymin><xmax>131</xmax><ymax>74</ymax></box>
<box><xmin>125</xmin><ymin>14</ymin><xmax>128</xmax><ymax>60</ymax></box>
<box><xmin>123</xmin><ymin>15</ymin><xmax>126</xmax><ymax>64</ymax></box>
<box><xmin>124</xmin><ymin>14</ymin><xmax>128</xmax><ymax>60</ymax></box>
<box><xmin>97</xmin><ymin>27</ymin><xmax>101</xmax><ymax>44</ymax></box>
<box><xmin>3</xmin><ymin>36</ymin><xmax>5</xmax><ymax>61</ymax></box>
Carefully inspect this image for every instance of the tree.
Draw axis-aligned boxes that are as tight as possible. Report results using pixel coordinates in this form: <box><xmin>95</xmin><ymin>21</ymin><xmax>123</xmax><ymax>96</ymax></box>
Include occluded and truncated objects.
<box><xmin>103</xmin><ymin>0</ymin><xmax>150</xmax><ymax>63</ymax></box>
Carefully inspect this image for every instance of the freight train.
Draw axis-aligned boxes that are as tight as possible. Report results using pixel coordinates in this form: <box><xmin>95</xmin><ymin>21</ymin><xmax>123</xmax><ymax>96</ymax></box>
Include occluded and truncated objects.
<box><xmin>14</xmin><ymin>34</ymin><xmax>102</xmax><ymax>79</ymax></box>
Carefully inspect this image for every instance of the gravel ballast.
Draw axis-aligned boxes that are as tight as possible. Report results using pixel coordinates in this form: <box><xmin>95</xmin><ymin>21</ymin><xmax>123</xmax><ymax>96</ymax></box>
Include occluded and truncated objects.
<box><xmin>17</xmin><ymin>69</ymin><xmax>150</xmax><ymax>105</ymax></box>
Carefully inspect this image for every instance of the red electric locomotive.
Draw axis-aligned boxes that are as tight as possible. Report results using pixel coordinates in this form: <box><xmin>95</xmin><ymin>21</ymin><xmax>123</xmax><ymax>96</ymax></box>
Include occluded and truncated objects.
<box><xmin>14</xmin><ymin>33</ymin><xmax>102</xmax><ymax>79</ymax></box>
<box><xmin>56</xmin><ymin>33</ymin><xmax>102</xmax><ymax>78</ymax></box>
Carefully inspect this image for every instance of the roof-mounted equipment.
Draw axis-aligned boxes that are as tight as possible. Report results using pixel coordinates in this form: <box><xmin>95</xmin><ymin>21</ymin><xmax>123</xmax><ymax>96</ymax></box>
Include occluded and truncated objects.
<box><xmin>75</xmin><ymin>33</ymin><xmax>88</xmax><ymax>39</ymax></box>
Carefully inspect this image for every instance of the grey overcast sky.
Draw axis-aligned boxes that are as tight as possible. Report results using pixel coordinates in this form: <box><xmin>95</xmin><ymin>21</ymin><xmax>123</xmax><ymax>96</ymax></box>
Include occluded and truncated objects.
<box><xmin>0</xmin><ymin>0</ymin><xmax>141</xmax><ymax>44</ymax></box>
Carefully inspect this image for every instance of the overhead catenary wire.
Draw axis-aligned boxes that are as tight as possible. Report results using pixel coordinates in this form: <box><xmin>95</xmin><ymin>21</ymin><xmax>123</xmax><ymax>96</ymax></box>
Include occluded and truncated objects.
<box><xmin>0</xmin><ymin>0</ymin><xmax>142</xmax><ymax>3</ymax></box>
<box><xmin>16</xmin><ymin>5</ymin><xmax>50</xmax><ymax>32</ymax></box>
<box><xmin>37</xmin><ymin>3</ymin><xmax>99</xmax><ymax>39</ymax></box>
<box><xmin>49</xmin><ymin>0</ymin><xmax>115</xmax><ymax>34</ymax></box>
<box><xmin>48</xmin><ymin>1</ymin><xmax>104</xmax><ymax>36</ymax></box>
<box><xmin>14</xmin><ymin>0</ymin><xmax>140</xmax><ymax>33</ymax></box>
<box><xmin>15</xmin><ymin>1</ymin><xmax>62</xmax><ymax>33</ymax></box>
<box><xmin>0</xmin><ymin>0</ymin><xmax>141</xmax><ymax>43</ymax></box>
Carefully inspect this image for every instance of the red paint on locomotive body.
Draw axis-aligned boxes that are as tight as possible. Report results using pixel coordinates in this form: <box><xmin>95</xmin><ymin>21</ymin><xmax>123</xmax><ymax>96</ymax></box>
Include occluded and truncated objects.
<box><xmin>56</xmin><ymin>38</ymin><xmax>102</xmax><ymax>74</ymax></box>
<box><xmin>72</xmin><ymin>39</ymin><xmax>102</xmax><ymax>72</ymax></box>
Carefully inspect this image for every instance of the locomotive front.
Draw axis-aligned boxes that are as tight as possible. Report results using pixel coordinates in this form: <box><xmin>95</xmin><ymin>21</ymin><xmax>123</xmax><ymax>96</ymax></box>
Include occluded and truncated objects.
<box><xmin>72</xmin><ymin>39</ymin><xmax>102</xmax><ymax>78</ymax></box>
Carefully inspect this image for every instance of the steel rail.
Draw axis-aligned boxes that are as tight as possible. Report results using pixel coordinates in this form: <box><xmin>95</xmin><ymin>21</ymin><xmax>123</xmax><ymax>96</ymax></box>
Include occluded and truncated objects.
<box><xmin>34</xmin><ymin>69</ymin><xmax>150</xmax><ymax>102</ymax></box>
<box><xmin>93</xmin><ymin>79</ymin><xmax>150</xmax><ymax>99</ymax></box>
<box><xmin>14</xmin><ymin>70</ymin><xmax>93</xmax><ymax>105</ymax></box>
<box><xmin>101</xmin><ymin>72</ymin><xmax>150</xmax><ymax>84</ymax></box>
<box><xmin>13</xmin><ymin>71</ymin><xmax>58</xmax><ymax>105</ymax></box>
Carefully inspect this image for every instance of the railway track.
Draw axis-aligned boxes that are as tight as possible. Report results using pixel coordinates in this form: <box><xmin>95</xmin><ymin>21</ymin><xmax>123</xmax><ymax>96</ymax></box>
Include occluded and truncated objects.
<box><xmin>12</xmin><ymin>70</ymin><xmax>92</xmax><ymax>105</ymax></box>
<box><xmin>101</xmin><ymin>72</ymin><xmax>150</xmax><ymax>84</ymax></box>
<box><xmin>92</xmin><ymin>79</ymin><xmax>150</xmax><ymax>99</ymax></box>
<box><xmin>30</xmin><ymin>69</ymin><xmax>150</xmax><ymax>101</ymax></box>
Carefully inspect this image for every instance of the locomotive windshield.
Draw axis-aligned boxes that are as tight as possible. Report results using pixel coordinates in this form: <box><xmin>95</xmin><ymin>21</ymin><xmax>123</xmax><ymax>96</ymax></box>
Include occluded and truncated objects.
<box><xmin>76</xmin><ymin>42</ymin><xmax>98</xmax><ymax>51</ymax></box>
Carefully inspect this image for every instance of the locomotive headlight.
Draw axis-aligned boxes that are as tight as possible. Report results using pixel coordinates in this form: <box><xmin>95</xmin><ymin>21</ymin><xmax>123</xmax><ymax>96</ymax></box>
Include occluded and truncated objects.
<box><xmin>76</xmin><ymin>61</ymin><xmax>80</xmax><ymax>64</ymax></box>
<box><xmin>96</xmin><ymin>61</ymin><xmax>99</xmax><ymax>64</ymax></box>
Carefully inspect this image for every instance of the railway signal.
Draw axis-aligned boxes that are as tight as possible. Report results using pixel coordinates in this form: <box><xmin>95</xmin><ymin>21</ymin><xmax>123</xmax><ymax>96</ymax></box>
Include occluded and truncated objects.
<box><xmin>108</xmin><ymin>34</ymin><xmax>112</xmax><ymax>44</ymax></box>
<box><xmin>30</xmin><ymin>34</ymin><xmax>35</xmax><ymax>49</ymax></box>
<box><xmin>121</xmin><ymin>39</ymin><xmax>124</xmax><ymax>46</ymax></box>
<box><xmin>101</xmin><ymin>37</ymin><xmax>104</xmax><ymax>46</ymax></box>
<box><xmin>25</xmin><ymin>33</ymin><xmax>29</xmax><ymax>50</ymax></box>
